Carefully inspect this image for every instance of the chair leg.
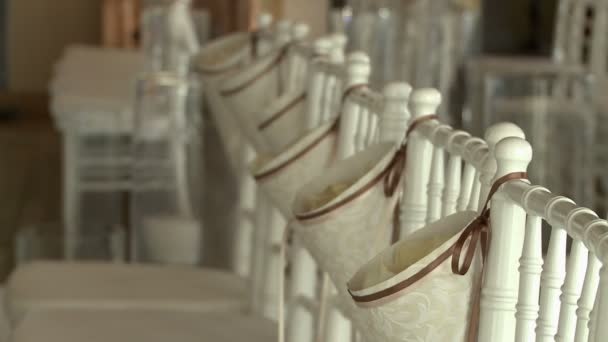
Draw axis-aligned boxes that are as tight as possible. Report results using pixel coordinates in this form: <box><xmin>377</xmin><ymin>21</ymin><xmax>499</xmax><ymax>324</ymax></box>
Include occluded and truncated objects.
<box><xmin>62</xmin><ymin>134</ymin><xmax>80</xmax><ymax>260</ymax></box>
<box><xmin>233</xmin><ymin>143</ymin><xmax>257</xmax><ymax>277</ymax></box>
<box><xmin>260</xmin><ymin>204</ymin><xmax>285</xmax><ymax>320</ymax></box>
<box><xmin>249</xmin><ymin>189</ymin><xmax>268</xmax><ymax>314</ymax></box>
<box><xmin>322</xmin><ymin>282</ymin><xmax>352</xmax><ymax>342</ymax></box>
<box><xmin>287</xmin><ymin>241</ymin><xmax>317</xmax><ymax>342</ymax></box>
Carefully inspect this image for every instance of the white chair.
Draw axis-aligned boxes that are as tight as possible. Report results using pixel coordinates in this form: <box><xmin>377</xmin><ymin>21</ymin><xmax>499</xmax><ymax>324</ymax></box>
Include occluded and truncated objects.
<box><xmin>5</xmin><ymin>16</ymin><xmax>308</xmax><ymax>326</ymax></box>
<box><xmin>53</xmin><ymin>0</ymin><xmax>211</xmax><ymax>259</ymax></box>
<box><xmin>8</xmin><ymin>46</ymin><xmax>367</xmax><ymax>342</ymax></box>
<box><xmin>251</xmin><ymin>51</ymin><xmax>385</xmax><ymax>342</ymax></box>
<box><xmin>344</xmin><ymin>89</ymin><xmax>527</xmax><ymax>340</ymax></box>
<box><xmin>476</xmin><ymin>137</ymin><xmax>608</xmax><ymax>342</ymax></box>
<box><xmin>468</xmin><ymin>0</ymin><xmax>607</xmax><ymax>205</ymax></box>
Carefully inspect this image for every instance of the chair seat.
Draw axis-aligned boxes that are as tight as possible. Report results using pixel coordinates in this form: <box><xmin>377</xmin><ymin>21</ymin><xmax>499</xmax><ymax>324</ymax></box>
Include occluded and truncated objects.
<box><xmin>6</xmin><ymin>262</ymin><xmax>247</xmax><ymax>325</ymax></box>
<box><xmin>13</xmin><ymin>309</ymin><xmax>276</xmax><ymax>342</ymax></box>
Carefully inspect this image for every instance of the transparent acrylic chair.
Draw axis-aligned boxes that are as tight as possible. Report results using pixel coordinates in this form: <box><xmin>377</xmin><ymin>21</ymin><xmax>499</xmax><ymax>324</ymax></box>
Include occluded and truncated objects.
<box><xmin>480</xmin><ymin>67</ymin><xmax>596</xmax><ymax>208</ymax></box>
<box><xmin>140</xmin><ymin>0</ymin><xmax>208</xmax><ymax>75</ymax></box>
<box><xmin>6</xmin><ymin>75</ymin><xmax>244</xmax><ymax>326</ymax></box>
<box><xmin>130</xmin><ymin>72</ymin><xmax>203</xmax><ymax>264</ymax></box>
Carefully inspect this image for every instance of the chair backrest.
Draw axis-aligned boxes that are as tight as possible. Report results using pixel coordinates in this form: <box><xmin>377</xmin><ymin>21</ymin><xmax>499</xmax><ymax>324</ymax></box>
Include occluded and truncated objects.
<box><xmin>399</xmin><ymin>88</ymin><xmax>526</xmax><ymax>238</ymax></box>
<box><xmin>285</xmin><ymin>57</ymin><xmax>413</xmax><ymax>342</ymax></box>
<box><xmin>304</xmin><ymin>44</ymin><xmax>348</xmax><ymax>131</ymax></box>
<box><xmin>554</xmin><ymin>0</ymin><xmax>608</xmax><ymax>77</ymax></box>
<box><xmin>477</xmin><ymin>136</ymin><xmax>608</xmax><ymax>342</ymax></box>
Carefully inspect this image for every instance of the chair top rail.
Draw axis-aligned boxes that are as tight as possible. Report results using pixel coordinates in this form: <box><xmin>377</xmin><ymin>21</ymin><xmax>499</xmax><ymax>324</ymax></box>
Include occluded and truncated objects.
<box><xmin>415</xmin><ymin>119</ymin><xmax>489</xmax><ymax>168</ymax></box>
<box><xmin>501</xmin><ymin>179</ymin><xmax>608</xmax><ymax>263</ymax></box>
<box><xmin>315</xmin><ymin>59</ymin><xmax>346</xmax><ymax>79</ymax></box>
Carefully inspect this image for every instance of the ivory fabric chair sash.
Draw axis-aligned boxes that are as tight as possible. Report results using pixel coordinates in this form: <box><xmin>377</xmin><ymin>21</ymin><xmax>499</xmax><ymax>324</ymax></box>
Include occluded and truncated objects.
<box><xmin>347</xmin><ymin>172</ymin><xmax>528</xmax><ymax>342</ymax></box>
<box><xmin>292</xmin><ymin>142</ymin><xmax>404</xmax><ymax>292</ymax></box>
<box><xmin>253</xmin><ymin>120</ymin><xmax>338</xmax><ymax>216</ymax></box>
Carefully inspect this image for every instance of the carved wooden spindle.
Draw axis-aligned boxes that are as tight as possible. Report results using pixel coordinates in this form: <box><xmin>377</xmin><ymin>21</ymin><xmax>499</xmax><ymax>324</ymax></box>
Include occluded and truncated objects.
<box><xmin>285</xmin><ymin>23</ymin><xmax>310</xmax><ymax>92</ymax></box>
<box><xmin>536</xmin><ymin>196</ymin><xmax>573</xmax><ymax>342</ymax></box>
<box><xmin>305</xmin><ymin>38</ymin><xmax>333</xmax><ymax>130</ymax></box>
<box><xmin>354</xmin><ymin>106</ymin><xmax>370</xmax><ymax>152</ymax></box>
<box><xmin>479</xmin><ymin>137</ymin><xmax>532</xmax><ymax>342</ymax></box>
<box><xmin>426</xmin><ymin>124</ymin><xmax>449</xmax><ymax>223</ymax></box>
<box><xmin>260</xmin><ymin>202</ymin><xmax>286</xmax><ymax>320</ymax></box>
<box><xmin>367</xmin><ymin>113</ymin><xmax>379</xmax><ymax>145</ymax></box>
<box><xmin>286</xmin><ymin>238</ymin><xmax>317</xmax><ymax>342</ymax></box>
<box><xmin>336</xmin><ymin>52</ymin><xmax>370</xmax><ymax>160</ymax></box>
<box><xmin>321</xmin><ymin>43</ymin><xmax>345</xmax><ymax>125</ymax></box>
<box><xmin>581</xmin><ymin>218</ymin><xmax>608</xmax><ymax>342</ymax></box>
<box><xmin>255</xmin><ymin>13</ymin><xmax>274</xmax><ymax>56</ymax></box>
<box><xmin>573</xmin><ymin>216</ymin><xmax>603</xmax><ymax>342</ymax></box>
<box><xmin>328</xmin><ymin>34</ymin><xmax>348</xmax><ymax>112</ymax></box>
<box><xmin>442</xmin><ymin>130</ymin><xmax>469</xmax><ymax>217</ymax></box>
<box><xmin>554</xmin><ymin>208</ymin><xmax>593</xmax><ymax>341</ymax></box>
<box><xmin>458</xmin><ymin>137</ymin><xmax>485</xmax><ymax>211</ymax></box>
<box><xmin>466</xmin><ymin>142</ymin><xmax>488</xmax><ymax>211</ymax></box>
<box><xmin>514</xmin><ymin>186</ymin><xmax>547</xmax><ymax>342</ymax></box>
<box><xmin>400</xmin><ymin>88</ymin><xmax>440</xmax><ymax>235</ymax></box>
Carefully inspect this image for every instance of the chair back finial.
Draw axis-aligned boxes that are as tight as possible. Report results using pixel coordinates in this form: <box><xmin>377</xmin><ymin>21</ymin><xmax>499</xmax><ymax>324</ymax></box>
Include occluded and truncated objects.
<box><xmin>485</xmin><ymin>122</ymin><xmax>526</xmax><ymax>152</ymax></box>
<box><xmin>409</xmin><ymin>88</ymin><xmax>441</xmax><ymax>118</ymax></box>
<box><xmin>329</xmin><ymin>34</ymin><xmax>348</xmax><ymax>63</ymax></box>
<box><xmin>258</xmin><ymin>13</ymin><xmax>273</xmax><ymax>30</ymax></box>
<box><xmin>276</xmin><ymin>20</ymin><xmax>293</xmax><ymax>45</ymax></box>
<box><xmin>494</xmin><ymin>137</ymin><xmax>533</xmax><ymax>178</ymax></box>
<box><xmin>345</xmin><ymin>52</ymin><xmax>371</xmax><ymax>87</ymax></box>
<box><xmin>477</xmin><ymin>122</ymin><xmax>526</xmax><ymax>208</ymax></box>
<box><xmin>380</xmin><ymin>83</ymin><xmax>412</xmax><ymax>143</ymax></box>
<box><xmin>478</xmin><ymin>136</ymin><xmax>532</xmax><ymax>342</ymax></box>
<box><xmin>291</xmin><ymin>23</ymin><xmax>310</xmax><ymax>42</ymax></box>
<box><xmin>313</xmin><ymin>37</ymin><xmax>333</xmax><ymax>56</ymax></box>
<box><xmin>336</xmin><ymin>52</ymin><xmax>371</xmax><ymax>159</ymax></box>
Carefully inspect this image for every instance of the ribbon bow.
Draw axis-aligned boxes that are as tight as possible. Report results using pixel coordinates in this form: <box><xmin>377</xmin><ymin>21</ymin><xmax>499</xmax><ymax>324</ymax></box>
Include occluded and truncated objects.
<box><xmin>451</xmin><ymin>209</ymin><xmax>490</xmax><ymax>275</ymax></box>
<box><xmin>449</xmin><ymin>172</ymin><xmax>527</xmax><ymax>342</ymax></box>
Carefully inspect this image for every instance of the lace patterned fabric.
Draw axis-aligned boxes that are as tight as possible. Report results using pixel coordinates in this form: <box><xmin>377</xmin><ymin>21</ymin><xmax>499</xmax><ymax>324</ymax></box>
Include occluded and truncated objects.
<box><xmin>254</xmin><ymin>123</ymin><xmax>338</xmax><ymax>218</ymax></box>
<box><xmin>293</xmin><ymin>143</ymin><xmax>399</xmax><ymax>298</ymax></box>
<box><xmin>348</xmin><ymin>211</ymin><xmax>482</xmax><ymax>342</ymax></box>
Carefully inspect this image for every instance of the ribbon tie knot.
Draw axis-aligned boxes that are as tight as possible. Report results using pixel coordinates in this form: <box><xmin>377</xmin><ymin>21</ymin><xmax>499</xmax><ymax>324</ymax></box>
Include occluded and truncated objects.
<box><xmin>451</xmin><ymin>209</ymin><xmax>490</xmax><ymax>276</ymax></box>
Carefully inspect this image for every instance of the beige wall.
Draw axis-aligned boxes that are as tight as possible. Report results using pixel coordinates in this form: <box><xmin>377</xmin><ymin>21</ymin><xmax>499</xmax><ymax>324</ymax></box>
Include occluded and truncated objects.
<box><xmin>282</xmin><ymin>0</ymin><xmax>327</xmax><ymax>38</ymax></box>
<box><xmin>7</xmin><ymin>0</ymin><xmax>101</xmax><ymax>92</ymax></box>
<box><xmin>259</xmin><ymin>0</ymin><xmax>327</xmax><ymax>38</ymax></box>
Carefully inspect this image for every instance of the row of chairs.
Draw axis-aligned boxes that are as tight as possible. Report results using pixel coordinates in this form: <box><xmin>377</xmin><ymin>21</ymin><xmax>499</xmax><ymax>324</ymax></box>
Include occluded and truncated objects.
<box><xmin>7</xmin><ymin>9</ymin><xmax>608</xmax><ymax>342</ymax></box>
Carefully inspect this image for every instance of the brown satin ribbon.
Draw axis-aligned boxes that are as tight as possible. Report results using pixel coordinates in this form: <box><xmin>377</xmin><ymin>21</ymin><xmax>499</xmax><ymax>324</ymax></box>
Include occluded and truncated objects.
<box><xmin>250</xmin><ymin>30</ymin><xmax>260</xmax><ymax>59</ymax></box>
<box><xmin>254</xmin><ymin>120</ymin><xmax>339</xmax><ymax>181</ymax></box>
<box><xmin>350</xmin><ymin>172</ymin><xmax>528</xmax><ymax>341</ymax></box>
<box><xmin>199</xmin><ymin>31</ymin><xmax>261</xmax><ymax>76</ymax></box>
<box><xmin>341</xmin><ymin>83</ymin><xmax>369</xmax><ymax>104</ymax></box>
<box><xmin>258</xmin><ymin>93</ymin><xmax>307</xmax><ymax>130</ymax></box>
<box><xmin>297</xmin><ymin>115</ymin><xmax>439</xmax><ymax>222</ymax></box>
<box><xmin>220</xmin><ymin>44</ymin><xmax>290</xmax><ymax>97</ymax></box>
<box><xmin>253</xmin><ymin>83</ymin><xmax>369</xmax><ymax>181</ymax></box>
<box><xmin>388</xmin><ymin>114</ymin><xmax>439</xmax><ymax>243</ymax></box>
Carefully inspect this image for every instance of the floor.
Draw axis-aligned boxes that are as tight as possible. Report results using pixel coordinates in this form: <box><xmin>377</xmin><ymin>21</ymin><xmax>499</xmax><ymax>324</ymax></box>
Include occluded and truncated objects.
<box><xmin>0</xmin><ymin>93</ymin><xmax>61</xmax><ymax>280</ymax></box>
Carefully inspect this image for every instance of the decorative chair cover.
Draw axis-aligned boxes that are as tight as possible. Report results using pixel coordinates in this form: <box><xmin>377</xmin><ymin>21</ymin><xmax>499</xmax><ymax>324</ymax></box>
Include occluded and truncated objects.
<box><xmin>195</xmin><ymin>32</ymin><xmax>261</xmax><ymax>167</ymax></box>
<box><xmin>291</xmin><ymin>142</ymin><xmax>404</xmax><ymax>293</ymax></box>
<box><xmin>347</xmin><ymin>211</ymin><xmax>481</xmax><ymax>342</ymax></box>
<box><xmin>252</xmin><ymin>120</ymin><xmax>338</xmax><ymax>217</ymax></box>
<box><xmin>256</xmin><ymin>90</ymin><xmax>308</xmax><ymax>153</ymax></box>
<box><xmin>218</xmin><ymin>47</ymin><xmax>292</xmax><ymax>153</ymax></box>
<box><xmin>347</xmin><ymin>172</ymin><xmax>528</xmax><ymax>342</ymax></box>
